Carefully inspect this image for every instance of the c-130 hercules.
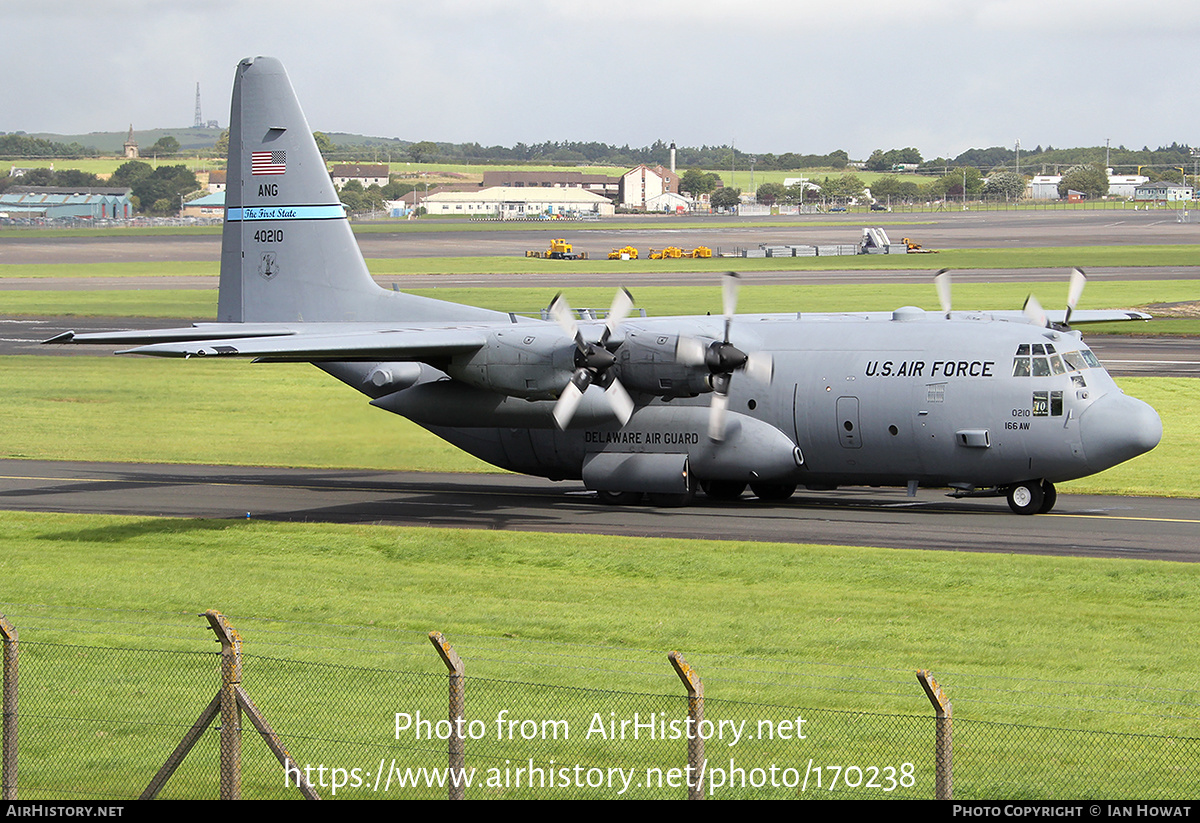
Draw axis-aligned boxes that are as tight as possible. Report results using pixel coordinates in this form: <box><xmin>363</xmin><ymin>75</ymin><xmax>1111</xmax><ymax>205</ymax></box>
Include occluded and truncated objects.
<box><xmin>49</xmin><ymin>57</ymin><xmax>1162</xmax><ymax>514</ymax></box>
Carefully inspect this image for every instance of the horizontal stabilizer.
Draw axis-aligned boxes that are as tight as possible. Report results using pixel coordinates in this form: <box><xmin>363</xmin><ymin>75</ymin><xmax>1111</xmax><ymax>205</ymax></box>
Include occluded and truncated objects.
<box><xmin>44</xmin><ymin>325</ymin><xmax>299</xmax><ymax>346</ymax></box>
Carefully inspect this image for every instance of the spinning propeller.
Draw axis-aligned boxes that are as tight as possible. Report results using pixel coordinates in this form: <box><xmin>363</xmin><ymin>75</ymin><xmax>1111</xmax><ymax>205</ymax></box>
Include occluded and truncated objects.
<box><xmin>936</xmin><ymin>267</ymin><xmax>1088</xmax><ymax>329</ymax></box>
<box><xmin>1023</xmin><ymin>267</ymin><xmax>1087</xmax><ymax>328</ymax></box>
<box><xmin>677</xmin><ymin>272</ymin><xmax>774</xmax><ymax>442</ymax></box>
<box><xmin>549</xmin><ymin>288</ymin><xmax>636</xmax><ymax>430</ymax></box>
<box><xmin>934</xmin><ymin>268</ymin><xmax>953</xmax><ymax>317</ymax></box>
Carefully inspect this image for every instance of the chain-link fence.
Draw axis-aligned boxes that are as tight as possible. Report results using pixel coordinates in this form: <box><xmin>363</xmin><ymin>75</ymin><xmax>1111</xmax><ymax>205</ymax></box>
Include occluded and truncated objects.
<box><xmin>2</xmin><ymin>610</ymin><xmax>1197</xmax><ymax>800</ymax></box>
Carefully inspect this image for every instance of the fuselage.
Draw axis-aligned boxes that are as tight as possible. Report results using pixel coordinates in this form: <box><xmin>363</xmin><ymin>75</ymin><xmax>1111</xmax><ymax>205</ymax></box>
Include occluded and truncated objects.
<box><xmin>357</xmin><ymin>306</ymin><xmax>1162</xmax><ymax>497</ymax></box>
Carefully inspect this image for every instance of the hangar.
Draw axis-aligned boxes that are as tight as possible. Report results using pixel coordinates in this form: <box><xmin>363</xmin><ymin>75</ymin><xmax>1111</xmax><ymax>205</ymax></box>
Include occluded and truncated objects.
<box><xmin>0</xmin><ymin>186</ymin><xmax>133</xmax><ymax>220</ymax></box>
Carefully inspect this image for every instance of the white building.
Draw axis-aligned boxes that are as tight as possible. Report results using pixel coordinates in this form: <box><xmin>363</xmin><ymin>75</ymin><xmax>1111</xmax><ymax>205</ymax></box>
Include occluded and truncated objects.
<box><xmin>619</xmin><ymin>165</ymin><xmax>680</xmax><ymax>210</ymax></box>
<box><xmin>1134</xmin><ymin>182</ymin><xmax>1195</xmax><ymax>202</ymax></box>
<box><xmin>330</xmin><ymin>164</ymin><xmax>389</xmax><ymax>189</ymax></box>
<box><xmin>1106</xmin><ymin>172</ymin><xmax>1148</xmax><ymax>199</ymax></box>
<box><xmin>1030</xmin><ymin>175</ymin><xmax>1062</xmax><ymax>200</ymax></box>
<box><xmin>421</xmin><ymin>186</ymin><xmax>614</xmax><ymax>217</ymax></box>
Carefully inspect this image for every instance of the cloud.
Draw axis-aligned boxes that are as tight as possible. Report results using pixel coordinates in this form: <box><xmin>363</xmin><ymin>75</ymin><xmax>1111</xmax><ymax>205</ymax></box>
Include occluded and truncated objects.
<box><xmin>2</xmin><ymin>1</ymin><xmax>1197</xmax><ymax>160</ymax></box>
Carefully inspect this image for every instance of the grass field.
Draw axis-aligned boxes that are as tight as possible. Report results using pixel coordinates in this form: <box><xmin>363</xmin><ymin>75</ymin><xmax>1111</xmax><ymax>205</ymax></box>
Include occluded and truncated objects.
<box><xmin>7</xmin><ymin>508</ymin><xmax>1200</xmax><ymax>799</ymax></box>
<box><xmin>5</xmin><ymin>511</ymin><xmax>1199</xmax><ymax>729</ymax></box>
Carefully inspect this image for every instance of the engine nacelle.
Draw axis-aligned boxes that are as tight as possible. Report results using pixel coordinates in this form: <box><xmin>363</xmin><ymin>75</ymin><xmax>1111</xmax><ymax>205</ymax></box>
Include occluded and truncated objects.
<box><xmin>615</xmin><ymin>331</ymin><xmax>712</xmax><ymax>398</ymax></box>
<box><xmin>444</xmin><ymin>329</ymin><xmax>575</xmax><ymax>400</ymax></box>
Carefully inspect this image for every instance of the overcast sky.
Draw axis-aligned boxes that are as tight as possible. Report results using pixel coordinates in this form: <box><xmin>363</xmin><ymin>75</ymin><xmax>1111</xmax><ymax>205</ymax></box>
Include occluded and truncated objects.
<box><xmin>4</xmin><ymin>0</ymin><xmax>1199</xmax><ymax>161</ymax></box>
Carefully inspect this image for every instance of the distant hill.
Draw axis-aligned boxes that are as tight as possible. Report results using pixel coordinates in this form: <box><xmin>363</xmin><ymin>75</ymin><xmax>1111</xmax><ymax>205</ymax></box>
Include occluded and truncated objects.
<box><xmin>21</xmin><ymin>127</ymin><xmax>225</xmax><ymax>155</ymax></box>
<box><xmin>16</xmin><ymin>128</ymin><xmax>404</xmax><ymax>157</ymax></box>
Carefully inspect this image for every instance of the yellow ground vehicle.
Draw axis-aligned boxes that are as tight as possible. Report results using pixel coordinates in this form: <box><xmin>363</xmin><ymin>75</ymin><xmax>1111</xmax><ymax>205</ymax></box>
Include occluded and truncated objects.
<box><xmin>527</xmin><ymin>239</ymin><xmax>586</xmax><ymax>259</ymax></box>
<box><xmin>902</xmin><ymin>237</ymin><xmax>937</xmax><ymax>253</ymax></box>
<box><xmin>648</xmin><ymin>246</ymin><xmax>685</xmax><ymax>259</ymax></box>
<box><xmin>607</xmin><ymin>246</ymin><xmax>639</xmax><ymax>260</ymax></box>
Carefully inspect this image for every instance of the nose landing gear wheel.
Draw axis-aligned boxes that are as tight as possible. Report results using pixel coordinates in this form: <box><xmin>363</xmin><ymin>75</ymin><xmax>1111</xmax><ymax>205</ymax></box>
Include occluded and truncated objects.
<box><xmin>1006</xmin><ymin>481</ymin><xmax>1045</xmax><ymax>515</ymax></box>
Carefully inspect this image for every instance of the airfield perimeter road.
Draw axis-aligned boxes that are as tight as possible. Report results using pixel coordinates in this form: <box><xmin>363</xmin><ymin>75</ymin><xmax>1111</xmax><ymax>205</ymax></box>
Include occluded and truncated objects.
<box><xmin>1</xmin><ymin>209</ymin><xmax>1196</xmax><ymax>559</ymax></box>
<box><xmin>2</xmin><ymin>459</ymin><xmax>1198</xmax><ymax>563</ymax></box>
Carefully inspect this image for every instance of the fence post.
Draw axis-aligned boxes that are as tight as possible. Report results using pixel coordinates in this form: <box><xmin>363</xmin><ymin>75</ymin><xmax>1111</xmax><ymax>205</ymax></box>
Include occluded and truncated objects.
<box><xmin>668</xmin><ymin>651</ymin><xmax>704</xmax><ymax>800</ymax></box>
<box><xmin>429</xmin><ymin>632</ymin><xmax>465</xmax><ymax>801</ymax></box>
<box><xmin>917</xmin><ymin>670</ymin><xmax>952</xmax><ymax>800</ymax></box>
<box><xmin>1</xmin><ymin>614</ymin><xmax>17</xmax><ymax>800</ymax></box>
<box><xmin>206</xmin><ymin>610</ymin><xmax>243</xmax><ymax>800</ymax></box>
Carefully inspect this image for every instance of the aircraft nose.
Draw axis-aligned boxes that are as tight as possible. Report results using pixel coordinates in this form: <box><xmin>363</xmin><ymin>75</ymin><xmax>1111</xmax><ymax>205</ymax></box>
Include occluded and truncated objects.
<box><xmin>1080</xmin><ymin>392</ymin><xmax>1162</xmax><ymax>472</ymax></box>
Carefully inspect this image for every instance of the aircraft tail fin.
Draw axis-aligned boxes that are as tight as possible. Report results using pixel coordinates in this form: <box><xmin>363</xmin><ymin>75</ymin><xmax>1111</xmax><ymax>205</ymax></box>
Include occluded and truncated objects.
<box><xmin>218</xmin><ymin>57</ymin><xmax>498</xmax><ymax>324</ymax></box>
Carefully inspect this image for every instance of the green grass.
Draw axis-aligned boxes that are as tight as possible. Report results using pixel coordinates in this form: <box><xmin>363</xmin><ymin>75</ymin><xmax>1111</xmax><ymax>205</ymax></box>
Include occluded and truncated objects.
<box><xmin>5</xmin><ymin>245</ymin><xmax>1200</xmax><ymax>279</ymax></box>
<box><xmin>0</xmin><ymin>357</ymin><xmax>493</xmax><ymax>472</ymax></box>
<box><xmin>4</xmin><ymin>512</ymin><xmax>1200</xmax><ymax>726</ymax></box>
<box><xmin>5</xmin><ymin>277</ymin><xmax>1197</xmax><ymax>326</ymax></box>
<box><xmin>7</xmin><ymin>510</ymin><xmax>1200</xmax><ymax>798</ymax></box>
<box><xmin>0</xmin><ymin>357</ymin><xmax>1189</xmax><ymax>496</ymax></box>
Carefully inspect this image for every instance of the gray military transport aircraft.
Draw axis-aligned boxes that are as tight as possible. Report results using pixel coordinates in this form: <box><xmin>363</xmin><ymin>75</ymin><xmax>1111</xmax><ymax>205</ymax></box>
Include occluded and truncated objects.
<box><xmin>48</xmin><ymin>57</ymin><xmax>1163</xmax><ymax>514</ymax></box>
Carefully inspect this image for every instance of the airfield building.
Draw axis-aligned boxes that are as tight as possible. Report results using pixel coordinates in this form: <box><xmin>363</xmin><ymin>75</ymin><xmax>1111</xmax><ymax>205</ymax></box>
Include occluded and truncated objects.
<box><xmin>330</xmin><ymin>164</ymin><xmax>389</xmax><ymax>189</ymax></box>
<box><xmin>421</xmin><ymin>185</ymin><xmax>614</xmax><ymax>217</ymax></box>
<box><xmin>1134</xmin><ymin>181</ymin><xmax>1194</xmax><ymax>202</ymax></box>
<box><xmin>0</xmin><ymin>186</ymin><xmax>133</xmax><ymax>220</ymax></box>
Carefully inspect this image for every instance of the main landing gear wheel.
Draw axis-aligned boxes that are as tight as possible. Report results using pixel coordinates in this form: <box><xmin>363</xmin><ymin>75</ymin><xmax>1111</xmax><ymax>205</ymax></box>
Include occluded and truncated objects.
<box><xmin>646</xmin><ymin>487</ymin><xmax>696</xmax><ymax>508</ymax></box>
<box><xmin>1006</xmin><ymin>481</ymin><xmax>1045</xmax><ymax>515</ymax></box>
<box><xmin>750</xmin><ymin>482</ymin><xmax>797</xmax><ymax>501</ymax></box>
<box><xmin>701</xmin><ymin>479</ymin><xmax>747</xmax><ymax>501</ymax></box>
<box><xmin>596</xmin><ymin>490</ymin><xmax>641</xmax><ymax>506</ymax></box>
<box><xmin>1039</xmin><ymin>480</ymin><xmax>1057</xmax><ymax>514</ymax></box>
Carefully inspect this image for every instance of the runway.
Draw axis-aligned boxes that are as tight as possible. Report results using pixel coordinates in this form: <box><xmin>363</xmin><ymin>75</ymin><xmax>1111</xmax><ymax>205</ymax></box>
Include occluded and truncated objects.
<box><xmin>2</xmin><ymin>459</ymin><xmax>1197</xmax><ymax>562</ymax></box>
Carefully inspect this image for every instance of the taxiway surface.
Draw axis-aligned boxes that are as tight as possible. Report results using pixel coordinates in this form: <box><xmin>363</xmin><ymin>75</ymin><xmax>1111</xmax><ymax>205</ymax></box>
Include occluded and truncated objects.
<box><xmin>2</xmin><ymin>459</ymin><xmax>1196</xmax><ymax>562</ymax></box>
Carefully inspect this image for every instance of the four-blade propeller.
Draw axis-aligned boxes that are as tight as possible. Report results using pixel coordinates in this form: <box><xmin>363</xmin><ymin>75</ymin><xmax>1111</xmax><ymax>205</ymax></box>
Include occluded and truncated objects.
<box><xmin>675</xmin><ymin>272</ymin><xmax>774</xmax><ymax>441</ymax></box>
<box><xmin>1023</xmin><ymin>267</ymin><xmax>1088</xmax><ymax>329</ymax></box>
<box><xmin>549</xmin><ymin>288</ymin><xmax>636</xmax><ymax>430</ymax></box>
<box><xmin>937</xmin><ymin>266</ymin><xmax>1088</xmax><ymax>329</ymax></box>
<box><xmin>550</xmin><ymin>273</ymin><xmax>774</xmax><ymax>441</ymax></box>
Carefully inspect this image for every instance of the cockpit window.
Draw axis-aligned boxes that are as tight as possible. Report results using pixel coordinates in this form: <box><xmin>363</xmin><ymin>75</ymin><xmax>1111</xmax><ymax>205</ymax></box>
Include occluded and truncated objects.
<box><xmin>1062</xmin><ymin>351</ymin><xmax>1086</xmax><ymax>372</ymax></box>
<box><xmin>1012</xmin><ymin>345</ymin><xmax>1098</xmax><ymax>377</ymax></box>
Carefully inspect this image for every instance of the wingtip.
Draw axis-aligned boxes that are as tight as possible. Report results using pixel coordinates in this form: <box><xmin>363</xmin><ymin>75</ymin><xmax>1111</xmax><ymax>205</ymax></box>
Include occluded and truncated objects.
<box><xmin>42</xmin><ymin>331</ymin><xmax>76</xmax><ymax>344</ymax></box>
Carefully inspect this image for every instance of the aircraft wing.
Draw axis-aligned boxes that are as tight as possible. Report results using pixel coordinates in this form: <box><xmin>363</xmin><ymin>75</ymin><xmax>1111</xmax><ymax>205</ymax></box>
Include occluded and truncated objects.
<box><xmin>49</xmin><ymin>325</ymin><xmax>490</xmax><ymax>363</ymax></box>
<box><xmin>977</xmin><ymin>309</ymin><xmax>1152</xmax><ymax>325</ymax></box>
<box><xmin>1043</xmin><ymin>309</ymin><xmax>1152</xmax><ymax>324</ymax></box>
